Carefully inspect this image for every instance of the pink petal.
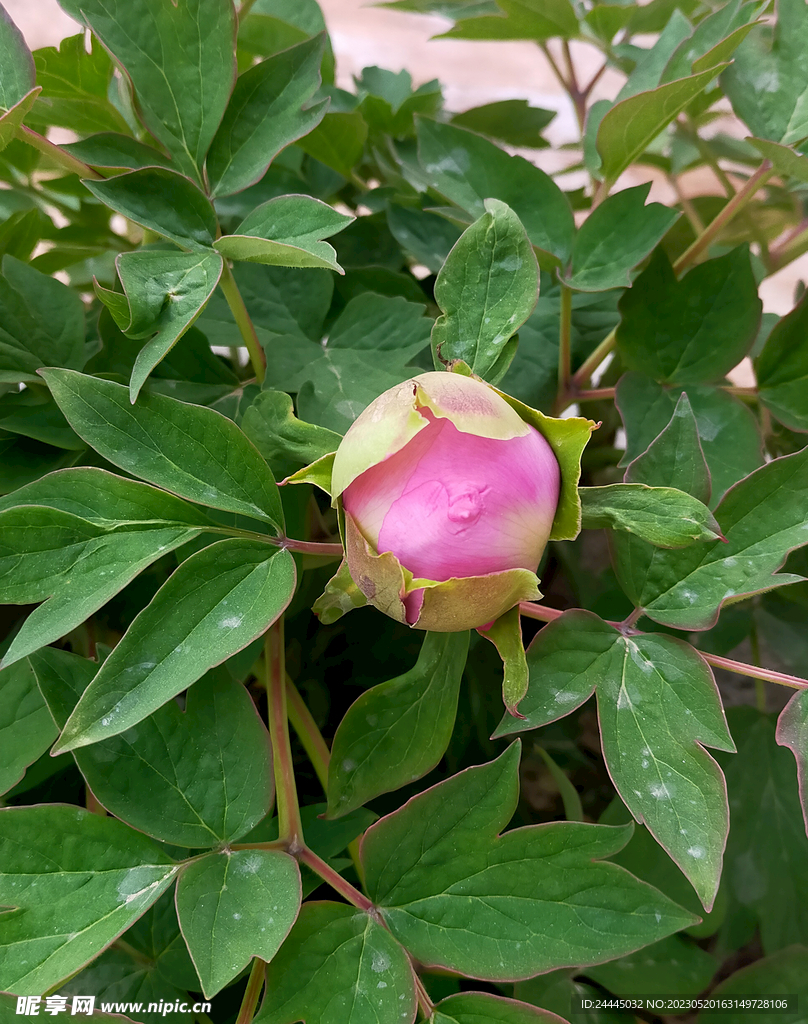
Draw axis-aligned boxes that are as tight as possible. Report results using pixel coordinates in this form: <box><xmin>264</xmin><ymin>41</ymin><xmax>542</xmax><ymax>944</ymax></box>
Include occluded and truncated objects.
<box><xmin>344</xmin><ymin>409</ymin><xmax>560</xmax><ymax>582</ymax></box>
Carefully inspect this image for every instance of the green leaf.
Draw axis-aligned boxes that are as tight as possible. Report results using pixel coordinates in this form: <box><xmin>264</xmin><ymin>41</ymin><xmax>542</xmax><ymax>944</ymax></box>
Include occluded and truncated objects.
<box><xmin>0</xmin><ymin>389</ymin><xmax>84</xmax><ymax>450</ymax></box>
<box><xmin>564</xmin><ymin>184</ymin><xmax>679</xmax><ymax>293</ymax></box>
<box><xmin>62</xmin><ymin>132</ymin><xmax>175</xmax><ymax>172</ymax></box>
<box><xmin>176</xmin><ymin>850</ymin><xmax>300</xmax><ymax>998</ymax></box>
<box><xmin>723</xmin><ymin>0</ymin><xmax>808</xmax><ymax>145</ymax></box>
<box><xmin>579</xmin><ymin>483</ymin><xmax>723</xmax><ymax>547</ymax></box>
<box><xmin>214</xmin><ymin>194</ymin><xmax>353</xmax><ymax>273</ymax></box>
<box><xmin>0</xmin><ymin>805</ymin><xmax>178</xmax><ymax>994</ymax></box>
<box><xmin>386</xmin><ymin>203</ymin><xmax>462</xmax><ymax>275</ymax></box>
<box><xmin>660</xmin><ymin>0</ymin><xmax>762</xmax><ymax>83</ymax></box>
<box><xmin>777</xmin><ymin>689</ymin><xmax>808</xmax><ymax>834</ymax></box>
<box><xmin>52</xmin><ymin>539</ymin><xmax>295</xmax><ymax>752</ymax></box>
<box><xmin>0</xmin><ymin>660</ymin><xmax>57</xmax><ymax>795</ymax></box>
<box><xmin>198</xmin><ymin>263</ymin><xmax>333</xmax><ymax>348</ymax></box>
<box><xmin>623</xmin><ymin>392</ymin><xmax>711</xmax><ymax>505</ymax></box>
<box><xmin>748</xmin><ymin>136</ymin><xmax>808</xmax><ymax>183</ymax></box>
<box><xmin>450</xmin><ymin>99</ymin><xmax>555</xmax><ymax>148</ymax></box>
<box><xmin>495</xmin><ymin>612</ymin><xmax>734</xmax><ymax>908</ymax></box>
<box><xmin>362</xmin><ymin>744</ymin><xmax>697</xmax><ymax>979</ymax></box>
<box><xmin>256</xmin><ymin>901</ymin><xmax>417</xmax><ymax>1024</ymax></box>
<box><xmin>295</xmin><ymin>350</ymin><xmax>417</xmax><ymax>433</ymax></box>
<box><xmin>437</xmin><ymin>0</ymin><xmax>578</xmax><ymax>42</ymax></box>
<box><xmin>0</xmin><ymin>255</ymin><xmax>85</xmax><ymax>384</ymax></box>
<box><xmin>62</xmin><ymin>946</ymin><xmax>193</xmax><ymax>1024</ymax></box>
<box><xmin>431</xmin><ymin>199</ymin><xmax>538</xmax><ymax>382</ymax></box>
<box><xmin>701</xmin><ymin>945</ymin><xmax>808</xmax><ymax>1022</ymax></box>
<box><xmin>241</xmin><ymin>389</ymin><xmax>341</xmax><ymax>477</ymax></box>
<box><xmin>416</xmin><ymin>119</ymin><xmax>574</xmax><ymax>266</ymax></box>
<box><xmin>616</xmin><ymin>247</ymin><xmax>761</xmax><ymax>385</ymax></box>
<box><xmin>0</xmin><ymin>3</ymin><xmax>35</xmax><ymax>110</ymax></box>
<box><xmin>99</xmin><ymin>250</ymin><xmax>224</xmax><ymax>401</ymax></box>
<box><xmin>479</xmin><ymin>606</ymin><xmax>529</xmax><ymax>715</ymax></box>
<box><xmin>0</xmin><ymin>466</ymin><xmax>215</xmax><ymax>526</ymax></box>
<box><xmin>297</xmin><ymin>110</ymin><xmax>368</xmax><ymax>178</ymax></box>
<box><xmin>721</xmin><ymin>708</ymin><xmax>808</xmax><ymax>952</ymax></box>
<box><xmin>207</xmin><ymin>35</ymin><xmax>328</xmax><ymax>197</ymax></box>
<box><xmin>614</xmin><ymin>445</ymin><xmax>808</xmax><ymax>630</ymax></box>
<box><xmin>434</xmin><ymin>992</ymin><xmax>567</xmax><ymax>1024</ymax></box>
<box><xmin>756</xmin><ymin>291</ymin><xmax>808</xmax><ymax>431</ymax></box>
<box><xmin>32</xmin><ymin>649</ymin><xmax>274</xmax><ymax>848</ymax></box>
<box><xmin>615</xmin><ymin>372</ymin><xmax>763</xmax><ymax>505</ymax></box>
<box><xmin>56</xmin><ymin>0</ymin><xmax>236</xmax><ymax>180</ymax></box>
<box><xmin>82</xmin><ymin>169</ymin><xmax>217</xmax><ymax>252</ymax></box>
<box><xmin>41</xmin><ymin>369</ymin><xmax>285</xmax><ymax>530</ymax></box>
<box><xmin>0</xmin><ymin>87</ymin><xmax>39</xmax><ymax>153</ymax></box>
<box><xmin>0</xmin><ymin>506</ymin><xmax>200</xmax><ymax>668</ymax></box>
<box><xmin>596</xmin><ymin>65</ymin><xmax>727</xmax><ymax>186</ymax></box>
<box><xmin>584</xmin><ymin>933</ymin><xmax>717</xmax><ymax>998</ymax></box>
<box><xmin>327</xmin><ymin>631</ymin><xmax>469</xmax><ymax>818</ymax></box>
<box><xmin>32</xmin><ymin>34</ymin><xmax>129</xmax><ymax>136</ymax></box>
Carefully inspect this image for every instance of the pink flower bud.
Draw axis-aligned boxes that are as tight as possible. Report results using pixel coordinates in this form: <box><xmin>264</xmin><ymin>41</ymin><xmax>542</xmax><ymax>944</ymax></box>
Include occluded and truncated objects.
<box><xmin>331</xmin><ymin>371</ymin><xmax>562</xmax><ymax>632</ymax></box>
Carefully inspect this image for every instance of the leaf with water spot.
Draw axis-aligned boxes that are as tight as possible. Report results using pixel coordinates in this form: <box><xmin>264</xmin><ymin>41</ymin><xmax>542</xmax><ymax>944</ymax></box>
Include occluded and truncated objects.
<box><xmin>176</xmin><ymin>849</ymin><xmax>301</xmax><ymax>998</ymax></box>
<box><xmin>0</xmin><ymin>805</ymin><xmax>178</xmax><ymax>994</ymax></box>
<box><xmin>495</xmin><ymin>611</ymin><xmax>734</xmax><ymax>909</ymax></box>
<box><xmin>613</xmin><ymin>444</ymin><xmax>808</xmax><ymax>630</ymax></box>
<box><xmin>52</xmin><ymin>539</ymin><xmax>295</xmax><ymax>753</ymax></box>
<box><xmin>31</xmin><ymin>648</ymin><xmax>273</xmax><ymax>848</ymax></box>
<box><xmin>0</xmin><ymin>505</ymin><xmax>200</xmax><ymax>669</ymax></box>
<box><xmin>256</xmin><ymin>901</ymin><xmax>417</xmax><ymax>1024</ymax></box>
<box><xmin>361</xmin><ymin>743</ymin><xmax>697</xmax><ymax>978</ymax></box>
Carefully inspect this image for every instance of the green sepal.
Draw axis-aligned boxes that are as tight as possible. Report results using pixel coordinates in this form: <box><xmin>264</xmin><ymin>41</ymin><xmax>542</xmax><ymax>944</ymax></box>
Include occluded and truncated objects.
<box><xmin>478</xmin><ymin>605</ymin><xmax>529</xmax><ymax>716</ymax></box>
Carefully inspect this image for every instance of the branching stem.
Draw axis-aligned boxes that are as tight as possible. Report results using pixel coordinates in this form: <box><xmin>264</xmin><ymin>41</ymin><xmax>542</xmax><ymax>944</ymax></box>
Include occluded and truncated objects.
<box><xmin>298</xmin><ymin>846</ymin><xmax>375</xmax><ymax>912</ymax></box>
<box><xmin>518</xmin><ymin>602</ymin><xmax>808</xmax><ymax>690</ymax></box>
<box><xmin>219</xmin><ymin>263</ymin><xmax>266</xmax><ymax>384</ymax></box>
<box><xmin>556</xmin><ymin>282</ymin><xmax>573</xmax><ymax>411</ymax></box>
<box><xmin>266</xmin><ymin>619</ymin><xmax>303</xmax><ymax>846</ymax></box>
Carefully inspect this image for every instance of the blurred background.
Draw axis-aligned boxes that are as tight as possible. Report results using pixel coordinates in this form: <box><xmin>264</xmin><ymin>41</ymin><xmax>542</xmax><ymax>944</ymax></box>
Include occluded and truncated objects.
<box><xmin>6</xmin><ymin>0</ymin><xmax>806</xmax><ymax>322</ymax></box>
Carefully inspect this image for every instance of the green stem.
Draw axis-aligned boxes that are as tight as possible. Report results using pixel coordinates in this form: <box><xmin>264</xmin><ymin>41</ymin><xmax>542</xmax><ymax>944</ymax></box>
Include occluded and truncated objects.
<box><xmin>673</xmin><ymin>160</ymin><xmax>775</xmax><ymax>275</ymax></box>
<box><xmin>19</xmin><ymin>126</ymin><xmax>104</xmax><ymax>180</ymax></box>
<box><xmin>201</xmin><ymin>526</ymin><xmax>343</xmax><ymax>558</ymax></box>
<box><xmin>576</xmin><ymin>386</ymin><xmax>616</xmax><ymax>402</ymax></box>
<box><xmin>266</xmin><ymin>619</ymin><xmax>303</xmax><ymax>847</ymax></box>
<box><xmin>286</xmin><ymin>676</ymin><xmax>330</xmax><ymax>791</ymax></box>
<box><xmin>569</xmin><ymin>326</ymin><xmax>617</xmax><ymax>389</ymax></box>
<box><xmin>298</xmin><ymin>846</ymin><xmax>375</xmax><ymax>912</ymax></box>
<box><xmin>556</xmin><ymin>282</ymin><xmax>573</xmax><ymax>410</ymax></box>
<box><xmin>518</xmin><ymin>602</ymin><xmax>808</xmax><ymax>690</ymax></box>
<box><xmin>237</xmin><ymin>0</ymin><xmax>259</xmax><ymax>19</ymax></box>
<box><xmin>219</xmin><ymin>263</ymin><xmax>266</xmax><ymax>384</ymax></box>
<box><xmin>235</xmin><ymin>958</ymin><xmax>266</xmax><ymax>1024</ymax></box>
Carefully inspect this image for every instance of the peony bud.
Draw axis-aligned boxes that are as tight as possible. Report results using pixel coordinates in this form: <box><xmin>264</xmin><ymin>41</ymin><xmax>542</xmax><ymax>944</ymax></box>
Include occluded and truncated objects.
<box><xmin>331</xmin><ymin>370</ymin><xmax>563</xmax><ymax>632</ymax></box>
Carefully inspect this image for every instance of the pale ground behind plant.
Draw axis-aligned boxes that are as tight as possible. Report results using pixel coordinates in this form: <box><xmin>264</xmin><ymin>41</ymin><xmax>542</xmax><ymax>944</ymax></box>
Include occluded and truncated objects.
<box><xmin>8</xmin><ymin>0</ymin><xmax>806</xmax><ymax>366</ymax></box>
